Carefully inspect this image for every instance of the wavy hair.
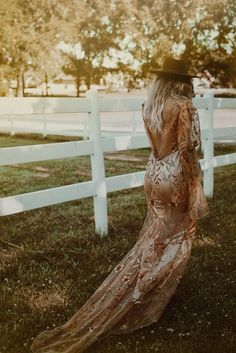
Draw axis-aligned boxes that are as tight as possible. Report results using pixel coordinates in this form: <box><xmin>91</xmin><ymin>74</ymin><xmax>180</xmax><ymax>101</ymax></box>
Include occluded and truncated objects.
<box><xmin>142</xmin><ymin>74</ymin><xmax>194</xmax><ymax>133</ymax></box>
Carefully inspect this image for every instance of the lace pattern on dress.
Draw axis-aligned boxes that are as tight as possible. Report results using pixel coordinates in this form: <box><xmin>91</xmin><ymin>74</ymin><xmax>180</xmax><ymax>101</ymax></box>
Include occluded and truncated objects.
<box><xmin>174</xmin><ymin>100</ymin><xmax>209</xmax><ymax>220</ymax></box>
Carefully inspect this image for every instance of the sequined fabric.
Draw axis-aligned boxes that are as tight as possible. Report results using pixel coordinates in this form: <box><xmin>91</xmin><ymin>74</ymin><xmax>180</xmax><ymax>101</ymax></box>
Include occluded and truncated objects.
<box><xmin>31</xmin><ymin>99</ymin><xmax>209</xmax><ymax>353</ymax></box>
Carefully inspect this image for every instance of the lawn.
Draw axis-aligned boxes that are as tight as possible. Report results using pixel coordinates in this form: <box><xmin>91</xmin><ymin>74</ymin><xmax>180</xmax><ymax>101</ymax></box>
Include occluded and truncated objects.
<box><xmin>0</xmin><ymin>133</ymin><xmax>235</xmax><ymax>353</ymax></box>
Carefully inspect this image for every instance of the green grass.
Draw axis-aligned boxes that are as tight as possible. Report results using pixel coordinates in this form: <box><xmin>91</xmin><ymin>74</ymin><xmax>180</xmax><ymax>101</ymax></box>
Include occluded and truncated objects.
<box><xmin>0</xmin><ymin>133</ymin><xmax>235</xmax><ymax>353</ymax></box>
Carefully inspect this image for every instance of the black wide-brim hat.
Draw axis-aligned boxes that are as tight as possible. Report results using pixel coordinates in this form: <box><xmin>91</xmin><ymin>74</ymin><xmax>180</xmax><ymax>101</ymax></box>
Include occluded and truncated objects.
<box><xmin>149</xmin><ymin>57</ymin><xmax>200</xmax><ymax>78</ymax></box>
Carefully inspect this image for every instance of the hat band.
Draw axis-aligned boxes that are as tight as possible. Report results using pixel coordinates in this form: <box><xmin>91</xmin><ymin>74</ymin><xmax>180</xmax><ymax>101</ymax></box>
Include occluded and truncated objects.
<box><xmin>150</xmin><ymin>69</ymin><xmax>197</xmax><ymax>77</ymax></box>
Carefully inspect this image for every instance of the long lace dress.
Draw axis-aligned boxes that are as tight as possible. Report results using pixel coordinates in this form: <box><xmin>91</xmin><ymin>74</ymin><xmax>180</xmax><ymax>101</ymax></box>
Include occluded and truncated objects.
<box><xmin>31</xmin><ymin>99</ymin><xmax>209</xmax><ymax>353</ymax></box>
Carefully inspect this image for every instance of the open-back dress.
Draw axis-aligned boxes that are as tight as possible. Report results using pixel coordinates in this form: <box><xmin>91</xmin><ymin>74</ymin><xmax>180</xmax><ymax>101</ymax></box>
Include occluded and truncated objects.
<box><xmin>31</xmin><ymin>99</ymin><xmax>209</xmax><ymax>353</ymax></box>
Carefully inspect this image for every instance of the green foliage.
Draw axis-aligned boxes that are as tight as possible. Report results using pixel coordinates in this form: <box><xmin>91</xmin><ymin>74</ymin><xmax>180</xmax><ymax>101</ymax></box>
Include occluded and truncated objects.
<box><xmin>0</xmin><ymin>0</ymin><xmax>235</xmax><ymax>95</ymax></box>
<box><xmin>182</xmin><ymin>0</ymin><xmax>236</xmax><ymax>87</ymax></box>
<box><xmin>0</xmin><ymin>0</ymin><xmax>68</xmax><ymax>96</ymax></box>
<box><xmin>60</xmin><ymin>0</ymin><xmax>128</xmax><ymax>94</ymax></box>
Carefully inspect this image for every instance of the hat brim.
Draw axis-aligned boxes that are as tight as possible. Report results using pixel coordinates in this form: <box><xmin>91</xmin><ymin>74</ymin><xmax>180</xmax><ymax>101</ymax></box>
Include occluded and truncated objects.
<box><xmin>149</xmin><ymin>69</ymin><xmax>200</xmax><ymax>78</ymax></box>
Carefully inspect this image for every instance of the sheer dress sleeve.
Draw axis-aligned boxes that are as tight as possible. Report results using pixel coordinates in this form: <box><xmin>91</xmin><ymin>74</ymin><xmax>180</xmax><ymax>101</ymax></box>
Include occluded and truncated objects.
<box><xmin>173</xmin><ymin>100</ymin><xmax>209</xmax><ymax>220</ymax></box>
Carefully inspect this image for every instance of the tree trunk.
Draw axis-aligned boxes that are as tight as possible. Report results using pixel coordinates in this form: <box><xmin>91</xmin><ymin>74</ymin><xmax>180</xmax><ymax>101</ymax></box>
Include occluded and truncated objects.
<box><xmin>86</xmin><ymin>61</ymin><xmax>91</xmax><ymax>90</ymax></box>
<box><xmin>22</xmin><ymin>72</ymin><xmax>25</xmax><ymax>97</ymax></box>
<box><xmin>16</xmin><ymin>66</ymin><xmax>24</xmax><ymax>97</ymax></box>
<box><xmin>76</xmin><ymin>76</ymin><xmax>80</xmax><ymax>97</ymax></box>
<box><xmin>45</xmin><ymin>72</ymin><xmax>49</xmax><ymax>96</ymax></box>
<box><xmin>15</xmin><ymin>76</ymin><xmax>19</xmax><ymax>97</ymax></box>
<box><xmin>86</xmin><ymin>75</ymin><xmax>91</xmax><ymax>90</ymax></box>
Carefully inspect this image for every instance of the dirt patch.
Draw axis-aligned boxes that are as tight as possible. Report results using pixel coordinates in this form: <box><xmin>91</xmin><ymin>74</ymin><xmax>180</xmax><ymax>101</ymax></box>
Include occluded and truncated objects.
<box><xmin>32</xmin><ymin>173</ymin><xmax>50</xmax><ymax>178</ymax></box>
<box><xmin>74</xmin><ymin>170</ymin><xmax>90</xmax><ymax>177</ymax></box>
<box><xmin>104</xmin><ymin>154</ymin><xmax>145</xmax><ymax>162</ymax></box>
<box><xmin>13</xmin><ymin>283</ymin><xmax>71</xmax><ymax>310</ymax></box>
<box><xmin>33</xmin><ymin>166</ymin><xmax>50</xmax><ymax>172</ymax></box>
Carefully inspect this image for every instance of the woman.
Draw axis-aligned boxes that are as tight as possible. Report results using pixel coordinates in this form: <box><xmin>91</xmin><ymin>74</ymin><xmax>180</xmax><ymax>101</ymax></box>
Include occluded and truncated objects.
<box><xmin>31</xmin><ymin>57</ymin><xmax>209</xmax><ymax>353</ymax></box>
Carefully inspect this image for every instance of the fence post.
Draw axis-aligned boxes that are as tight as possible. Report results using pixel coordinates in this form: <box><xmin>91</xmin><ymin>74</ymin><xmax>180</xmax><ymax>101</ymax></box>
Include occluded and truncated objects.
<box><xmin>203</xmin><ymin>92</ymin><xmax>214</xmax><ymax>198</ymax></box>
<box><xmin>86</xmin><ymin>89</ymin><xmax>108</xmax><ymax>236</ymax></box>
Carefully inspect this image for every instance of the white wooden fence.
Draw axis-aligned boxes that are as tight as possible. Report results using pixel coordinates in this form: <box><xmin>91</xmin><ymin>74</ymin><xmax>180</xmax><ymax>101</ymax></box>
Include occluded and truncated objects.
<box><xmin>0</xmin><ymin>90</ymin><xmax>235</xmax><ymax>236</ymax></box>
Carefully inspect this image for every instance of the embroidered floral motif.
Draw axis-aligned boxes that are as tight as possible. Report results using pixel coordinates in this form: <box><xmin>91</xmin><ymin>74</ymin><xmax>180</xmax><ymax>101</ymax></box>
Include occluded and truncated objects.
<box><xmin>175</xmin><ymin>100</ymin><xmax>209</xmax><ymax>219</ymax></box>
<box><xmin>114</xmin><ymin>264</ymin><xmax>124</xmax><ymax>272</ymax></box>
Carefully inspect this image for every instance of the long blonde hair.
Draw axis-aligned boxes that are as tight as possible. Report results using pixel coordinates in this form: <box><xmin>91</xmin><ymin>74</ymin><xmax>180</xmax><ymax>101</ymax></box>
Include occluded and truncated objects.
<box><xmin>142</xmin><ymin>75</ymin><xmax>194</xmax><ymax>133</ymax></box>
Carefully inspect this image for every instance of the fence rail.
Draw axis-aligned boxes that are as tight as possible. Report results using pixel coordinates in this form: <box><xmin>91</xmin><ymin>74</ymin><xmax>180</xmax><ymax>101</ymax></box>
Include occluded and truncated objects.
<box><xmin>0</xmin><ymin>91</ymin><xmax>235</xmax><ymax>235</ymax></box>
<box><xmin>1</xmin><ymin>96</ymin><xmax>236</xmax><ymax>139</ymax></box>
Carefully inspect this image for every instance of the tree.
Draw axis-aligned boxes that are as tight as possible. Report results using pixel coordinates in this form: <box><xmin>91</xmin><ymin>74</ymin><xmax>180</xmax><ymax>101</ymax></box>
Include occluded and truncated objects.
<box><xmin>0</xmin><ymin>0</ymin><xmax>235</xmax><ymax>96</ymax></box>
<box><xmin>58</xmin><ymin>0</ymin><xmax>128</xmax><ymax>92</ymax></box>
<box><xmin>0</xmin><ymin>0</ymin><xmax>68</xmax><ymax>96</ymax></box>
<box><xmin>181</xmin><ymin>0</ymin><xmax>236</xmax><ymax>87</ymax></box>
<box><xmin>112</xmin><ymin>0</ymin><xmax>209</xmax><ymax>82</ymax></box>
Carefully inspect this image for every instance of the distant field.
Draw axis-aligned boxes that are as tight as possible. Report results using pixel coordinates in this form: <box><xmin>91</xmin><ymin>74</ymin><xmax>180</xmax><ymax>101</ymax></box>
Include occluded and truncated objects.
<box><xmin>0</xmin><ymin>133</ymin><xmax>235</xmax><ymax>353</ymax></box>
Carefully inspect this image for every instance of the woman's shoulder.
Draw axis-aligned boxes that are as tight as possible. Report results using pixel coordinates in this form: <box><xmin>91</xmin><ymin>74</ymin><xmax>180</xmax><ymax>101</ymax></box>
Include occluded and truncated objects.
<box><xmin>172</xmin><ymin>99</ymin><xmax>197</xmax><ymax>118</ymax></box>
<box><xmin>163</xmin><ymin>98</ymin><xmax>188</xmax><ymax>117</ymax></box>
<box><xmin>174</xmin><ymin>98</ymin><xmax>193</xmax><ymax>108</ymax></box>
<box><xmin>177</xmin><ymin>98</ymin><xmax>198</xmax><ymax>111</ymax></box>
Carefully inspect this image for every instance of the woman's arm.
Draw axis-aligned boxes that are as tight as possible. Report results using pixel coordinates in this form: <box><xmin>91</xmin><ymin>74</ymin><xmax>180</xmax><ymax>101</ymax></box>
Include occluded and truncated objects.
<box><xmin>174</xmin><ymin>100</ymin><xmax>209</xmax><ymax>219</ymax></box>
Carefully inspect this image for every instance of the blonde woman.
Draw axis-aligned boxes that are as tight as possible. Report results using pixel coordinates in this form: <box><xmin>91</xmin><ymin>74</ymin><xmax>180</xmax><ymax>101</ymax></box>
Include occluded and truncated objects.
<box><xmin>31</xmin><ymin>57</ymin><xmax>209</xmax><ymax>353</ymax></box>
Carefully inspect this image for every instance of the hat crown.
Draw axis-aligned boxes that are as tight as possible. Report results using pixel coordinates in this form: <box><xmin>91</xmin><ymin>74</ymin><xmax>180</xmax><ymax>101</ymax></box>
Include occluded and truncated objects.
<box><xmin>162</xmin><ymin>57</ymin><xmax>188</xmax><ymax>74</ymax></box>
<box><xmin>149</xmin><ymin>56</ymin><xmax>198</xmax><ymax>78</ymax></box>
